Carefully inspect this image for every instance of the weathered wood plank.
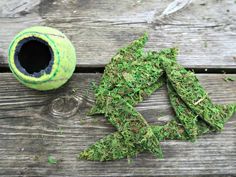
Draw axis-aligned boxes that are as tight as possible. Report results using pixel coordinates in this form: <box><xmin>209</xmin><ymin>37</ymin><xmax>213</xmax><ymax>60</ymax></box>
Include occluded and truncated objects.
<box><xmin>0</xmin><ymin>73</ymin><xmax>235</xmax><ymax>176</ymax></box>
<box><xmin>0</xmin><ymin>0</ymin><xmax>236</xmax><ymax>68</ymax></box>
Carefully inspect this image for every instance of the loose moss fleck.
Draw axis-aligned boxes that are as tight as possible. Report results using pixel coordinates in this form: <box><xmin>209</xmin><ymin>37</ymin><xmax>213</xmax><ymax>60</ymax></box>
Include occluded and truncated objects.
<box><xmin>48</xmin><ymin>155</ymin><xmax>58</xmax><ymax>164</ymax></box>
<box><xmin>204</xmin><ymin>41</ymin><xmax>208</xmax><ymax>48</ymax></box>
<box><xmin>79</xmin><ymin>34</ymin><xmax>236</xmax><ymax>161</ymax></box>
<box><xmin>223</xmin><ymin>76</ymin><xmax>236</xmax><ymax>82</ymax></box>
<box><xmin>58</xmin><ymin>127</ymin><xmax>64</xmax><ymax>135</ymax></box>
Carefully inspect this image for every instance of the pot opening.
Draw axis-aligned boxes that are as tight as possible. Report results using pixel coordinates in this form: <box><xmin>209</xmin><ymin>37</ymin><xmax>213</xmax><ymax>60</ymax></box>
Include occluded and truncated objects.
<box><xmin>14</xmin><ymin>37</ymin><xmax>54</xmax><ymax>77</ymax></box>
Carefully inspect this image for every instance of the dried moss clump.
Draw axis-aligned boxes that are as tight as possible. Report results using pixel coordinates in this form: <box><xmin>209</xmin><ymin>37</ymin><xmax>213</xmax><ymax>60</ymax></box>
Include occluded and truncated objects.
<box><xmin>79</xmin><ymin>34</ymin><xmax>236</xmax><ymax>161</ymax></box>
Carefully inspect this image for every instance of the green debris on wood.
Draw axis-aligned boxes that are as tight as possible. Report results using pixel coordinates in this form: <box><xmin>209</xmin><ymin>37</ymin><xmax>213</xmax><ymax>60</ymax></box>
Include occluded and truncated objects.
<box><xmin>223</xmin><ymin>76</ymin><xmax>236</xmax><ymax>82</ymax></box>
<box><xmin>78</xmin><ymin>34</ymin><xmax>236</xmax><ymax>161</ymax></box>
<box><xmin>58</xmin><ymin>127</ymin><xmax>64</xmax><ymax>135</ymax></box>
<box><xmin>48</xmin><ymin>155</ymin><xmax>58</xmax><ymax>164</ymax></box>
<box><xmin>204</xmin><ymin>41</ymin><xmax>208</xmax><ymax>48</ymax></box>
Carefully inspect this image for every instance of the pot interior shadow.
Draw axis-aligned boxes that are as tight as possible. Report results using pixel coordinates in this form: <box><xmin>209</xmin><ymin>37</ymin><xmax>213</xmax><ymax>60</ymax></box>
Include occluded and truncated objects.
<box><xmin>14</xmin><ymin>37</ymin><xmax>54</xmax><ymax>77</ymax></box>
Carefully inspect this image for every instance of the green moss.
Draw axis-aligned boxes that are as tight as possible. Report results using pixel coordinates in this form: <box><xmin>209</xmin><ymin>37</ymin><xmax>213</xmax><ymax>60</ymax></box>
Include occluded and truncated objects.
<box><xmin>86</xmin><ymin>34</ymin><xmax>176</xmax><ymax>160</ymax></box>
<box><xmin>48</xmin><ymin>155</ymin><xmax>58</xmax><ymax>164</ymax></box>
<box><xmin>224</xmin><ymin>76</ymin><xmax>236</xmax><ymax>82</ymax></box>
<box><xmin>79</xmin><ymin>34</ymin><xmax>236</xmax><ymax>161</ymax></box>
<box><xmin>167</xmin><ymin>81</ymin><xmax>202</xmax><ymax>139</ymax></box>
<box><xmin>162</xmin><ymin>58</ymin><xmax>236</xmax><ymax>130</ymax></box>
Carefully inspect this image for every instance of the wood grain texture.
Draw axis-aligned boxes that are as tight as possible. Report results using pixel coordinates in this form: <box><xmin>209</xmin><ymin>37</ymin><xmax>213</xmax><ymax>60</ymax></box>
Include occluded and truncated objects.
<box><xmin>0</xmin><ymin>0</ymin><xmax>236</xmax><ymax>68</ymax></box>
<box><xmin>0</xmin><ymin>73</ymin><xmax>235</xmax><ymax>176</ymax></box>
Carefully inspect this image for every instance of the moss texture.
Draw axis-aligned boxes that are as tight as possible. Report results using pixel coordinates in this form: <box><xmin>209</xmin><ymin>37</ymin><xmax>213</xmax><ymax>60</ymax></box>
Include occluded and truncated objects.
<box><xmin>79</xmin><ymin>34</ymin><xmax>236</xmax><ymax>161</ymax></box>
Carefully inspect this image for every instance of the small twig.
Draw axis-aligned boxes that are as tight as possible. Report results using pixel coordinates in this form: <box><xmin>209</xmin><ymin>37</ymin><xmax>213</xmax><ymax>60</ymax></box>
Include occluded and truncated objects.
<box><xmin>194</xmin><ymin>94</ymin><xmax>208</xmax><ymax>105</ymax></box>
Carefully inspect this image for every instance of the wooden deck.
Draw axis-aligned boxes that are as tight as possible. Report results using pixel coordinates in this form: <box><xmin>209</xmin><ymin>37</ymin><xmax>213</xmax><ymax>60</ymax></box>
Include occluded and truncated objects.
<box><xmin>0</xmin><ymin>0</ymin><xmax>235</xmax><ymax>176</ymax></box>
